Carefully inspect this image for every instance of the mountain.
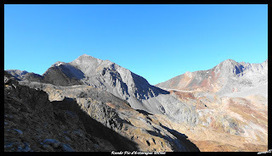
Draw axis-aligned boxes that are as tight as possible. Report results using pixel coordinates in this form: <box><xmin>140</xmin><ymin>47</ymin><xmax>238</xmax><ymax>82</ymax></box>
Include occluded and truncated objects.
<box><xmin>4</xmin><ymin>71</ymin><xmax>119</xmax><ymax>152</ymax></box>
<box><xmin>155</xmin><ymin>59</ymin><xmax>268</xmax><ymax>151</ymax></box>
<box><xmin>5</xmin><ymin>55</ymin><xmax>200</xmax><ymax>152</ymax></box>
<box><xmin>7</xmin><ymin>69</ymin><xmax>43</xmax><ymax>82</ymax></box>
<box><xmin>5</xmin><ymin>55</ymin><xmax>268</xmax><ymax>152</ymax></box>
<box><xmin>156</xmin><ymin>59</ymin><xmax>268</xmax><ymax>97</ymax></box>
<box><xmin>7</xmin><ymin>54</ymin><xmax>198</xmax><ymax>125</ymax></box>
<box><xmin>4</xmin><ymin>70</ymin><xmax>199</xmax><ymax>152</ymax></box>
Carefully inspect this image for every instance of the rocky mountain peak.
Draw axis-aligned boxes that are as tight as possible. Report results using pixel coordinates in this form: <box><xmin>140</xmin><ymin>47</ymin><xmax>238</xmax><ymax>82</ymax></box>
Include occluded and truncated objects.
<box><xmin>77</xmin><ymin>54</ymin><xmax>100</xmax><ymax>60</ymax></box>
<box><xmin>214</xmin><ymin>59</ymin><xmax>244</xmax><ymax>76</ymax></box>
<box><xmin>156</xmin><ymin>58</ymin><xmax>267</xmax><ymax>97</ymax></box>
<box><xmin>222</xmin><ymin>59</ymin><xmax>237</xmax><ymax>64</ymax></box>
<box><xmin>6</xmin><ymin>70</ymin><xmax>29</xmax><ymax>80</ymax></box>
<box><xmin>71</xmin><ymin>54</ymin><xmax>103</xmax><ymax>70</ymax></box>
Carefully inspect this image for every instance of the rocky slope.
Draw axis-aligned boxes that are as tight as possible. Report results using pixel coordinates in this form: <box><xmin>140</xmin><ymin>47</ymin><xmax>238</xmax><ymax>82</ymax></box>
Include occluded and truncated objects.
<box><xmin>4</xmin><ymin>72</ymin><xmax>117</xmax><ymax>152</ymax></box>
<box><xmin>4</xmin><ymin>71</ymin><xmax>199</xmax><ymax>152</ymax></box>
<box><xmin>167</xmin><ymin>90</ymin><xmax>268</xmax><ymax>151</ymax></box>
<box><xmin>156</xmin><ymin>59</ymin><xmax>268</xmax><ymax>151</ymax></box>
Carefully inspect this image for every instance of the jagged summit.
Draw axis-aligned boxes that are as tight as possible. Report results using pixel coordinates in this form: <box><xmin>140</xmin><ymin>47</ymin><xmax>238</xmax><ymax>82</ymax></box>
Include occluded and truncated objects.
<box><xmin>214</xmin><ymin>59</ymin><xmax>244</xmax><ymax>76</ymax></box>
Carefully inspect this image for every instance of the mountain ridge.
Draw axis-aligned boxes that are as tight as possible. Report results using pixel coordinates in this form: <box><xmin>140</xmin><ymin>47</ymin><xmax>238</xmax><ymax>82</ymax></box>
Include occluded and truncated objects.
<box><xmin>5</xmin><ymin>71</ymin><xmax>200</xmax><ymax>152</ymax></box>
<box><xmin>6</xmin><ymin>54</ymin><xmax>198</xmax><ymax>125</ymax></box>
<box><xmin>156</xmin><ymin>59</ymin><xmax>267</xmax><ymax>97</ymax></box>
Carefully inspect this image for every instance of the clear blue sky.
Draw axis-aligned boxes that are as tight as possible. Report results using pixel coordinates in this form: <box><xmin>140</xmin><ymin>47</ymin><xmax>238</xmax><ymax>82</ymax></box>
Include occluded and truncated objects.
<box><xmin>4</xmin><ymin>4</ymin><xmax>268</xmax><ymax>85</ymax></box>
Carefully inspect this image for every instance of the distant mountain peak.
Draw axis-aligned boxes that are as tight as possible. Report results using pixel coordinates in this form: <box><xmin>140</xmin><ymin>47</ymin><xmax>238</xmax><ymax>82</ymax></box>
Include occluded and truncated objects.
<box><xmin>78</xmin><ymin>53</ymin><xmax>94</xmax><ymax>58</ymax></box>
<box><xmin>74</xmin><ymin>54</ymin><xmax>102</xmax><ymax>62</ymax></box>
<box><xmin>156</xmin><ymin>58</ymin><xmax>267</xmax><ymax>96</ymax></box>
<box><xmin>223</xmin><ymin>58</ymin><xmax>236</xmax><ymax>62</ymax></box>
<box><xmin>214</xmin><ymin>59</ymin><xmax>243</xmax><ymax>75</ymax></box>
<box><xmin>81</xmin><ymin>54</ymin><xmax>90</xmax><ymax>57</ymax></box>
<box><xmin>70</xmin><ymin>54</ymin><xmax>103</xmax><ymax>71</ymax></box>
<box><xmin>6</xmin><ymin>69</ymin><xmax>29</xmax><ymax>80</ymax></box>
<box><xmin>218</xmin><ymin>59</ymin><xmax>239</xmax><ymax>67</ymax></box>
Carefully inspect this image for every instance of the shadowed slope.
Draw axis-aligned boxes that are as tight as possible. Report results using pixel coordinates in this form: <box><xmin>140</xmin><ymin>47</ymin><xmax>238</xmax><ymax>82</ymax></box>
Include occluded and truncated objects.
<box><xmin>4</xmin><ymin>72</ymin><xmax>121</xmax><ymax>151</ymax></box>
<box><xmin>51</xmin><ymin>98</ymin><xmax>138</xmax><ymax>151</ymax></box>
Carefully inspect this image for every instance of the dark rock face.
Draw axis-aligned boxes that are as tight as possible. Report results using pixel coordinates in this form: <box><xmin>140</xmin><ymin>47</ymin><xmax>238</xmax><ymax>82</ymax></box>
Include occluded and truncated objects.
<box><xmin>42</xmin><ymin>64</ymin><xmax>84</xmax><ymax>86</ymax></box>
<box><xmin>7</xmin><ymin>63</ymin><xmax>85</xmax><ymax>86</ymax></box>
<box><xmin>131</xmin><ymin>72</ymin><xmax>169</xmax><ymax>99</ymax></box>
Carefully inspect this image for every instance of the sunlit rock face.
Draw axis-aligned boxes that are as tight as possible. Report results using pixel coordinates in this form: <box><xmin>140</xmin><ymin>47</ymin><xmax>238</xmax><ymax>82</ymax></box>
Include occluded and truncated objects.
<box><xmin>156</xmin><ymin>59</ymin><xmax>268</xmax><ymax>152</ymax></box>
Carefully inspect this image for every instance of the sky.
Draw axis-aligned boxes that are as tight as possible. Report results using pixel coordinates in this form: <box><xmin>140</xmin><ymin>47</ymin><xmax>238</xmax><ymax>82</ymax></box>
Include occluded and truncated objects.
<box><xmin>4</xmin><ymin>4</ymin><xmax>268</xmax><ymax>85</ymax></box>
